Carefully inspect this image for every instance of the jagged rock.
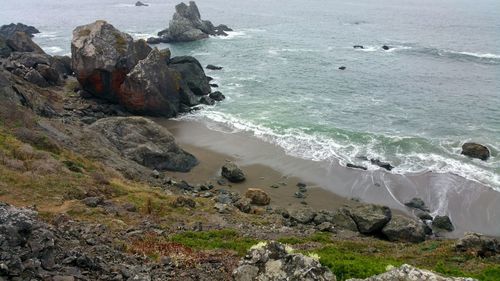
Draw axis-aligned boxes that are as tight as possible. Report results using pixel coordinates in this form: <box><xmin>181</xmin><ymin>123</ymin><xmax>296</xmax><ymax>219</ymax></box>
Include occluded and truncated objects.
<box><xmin>209</xmin><ymin>91</ymin><xmax>225</xmax><ymax>101</ymax></box>
<box><xmin>24</xmin><ymin>69</ymin><xmax>49</xmax><ymax>87</ymax></box>
<box><xmin>0</xmin><ymin>35</ymin><xmax>12</xmax><ymax>58</ymax></box>
<box><xmin>432</xmin><ymin>215</ymin><xmax>454</xmax><ymax>232</ymax></box>
<box><xmin>206</xmin><ymin>64</ymin><xmax>223</xmax><ymax>70</ymax></box>
<box><xmin>221</xmin><ymin>162</ymin><xmax>245</xmax><ymax>182</ymax></box>
<box><xmin>50</xmin><ymin>55</ymin><xmax>73</xmax><ymax>77</ymax></box>
<box><xmin>347</xmin><ymin>264</ymin><xmax>476</xmax><ymax>281</ymax></box>
<box><xmin>0</xmin><ymin>23</ymin><xmax>40</xmax><ymax>38</ymax></box>
<box><xmin>200</xmin><ymin>95</ymin><xmax>215</xmax><ymax>105</ymax></box>
<box><xmin>148</xmin><ymin>1</ymin><xmax>231</xmax><ymax>43</ymax></box>
<box><xmin>36</xmin><ymin>64</ymin><xmax>61</xmax><ymax>85</ymax></box>
<box><xmin>89</xmin><ymin>116</ymin><xmax>198</xmax><ymax>172</ymax></box>
<box><xmin>215</xmin><ymin>24</ymin><xmax>233</xmax><ymax>32</ymax></box>
<box><xmin>71</xmin><ymin>20</ymin><xmax>151</xmax><ymax>102</ymax></box>
<box><xmin>120</xmin><ymin>48</ymin><xmax>181</xmax><ymax>117</ymax></box>
<box><xmin>135</xmin><ymin>1</ymin><xmax>148</xmax><ymax>6</ymax></box>
<box><xmin>245</xmin><ymin>188</ymin><xmax>271</xmax><ymax>206</ymax></box>
<box><xmin>169</xmin><ymin>56</ymin><xmax>211</xmax><ymax>96</ymax></box>
<box><xmin>233</xmin><ymin>241</ymin><xmax>335</xmax><ymax>281</ymax></box>
<box><xmin>381</xmin><ymin>215</ymin><xmax>426</xmax><ymax>243</ymax></box>
<box><xmin>461</xmin><ymin>143</ymin><xmax>490</xmax><ymax>161</ymax></box>
<box><xmin>349</xmin><ymin>204</ymin><xmax>392</xmax><ymax>234</ymax></box>
<box><xmin>6</xmin><ymin>32</ymin><xmax>45</xmax><ymax>53</ymax></box>
<box><xmin>455</xmin><ymin>232</ymin><xmax>499</xmax><ymax>257</ymax></box>
<box><xmin>404</xmin><ymin>197</ymin><xmax>429</xmax><ymax>212</ymax></box>
<box><xmin>370</xmin><ymin>159</ymin><xmax>394</xmax><ymax>171</ymax></box>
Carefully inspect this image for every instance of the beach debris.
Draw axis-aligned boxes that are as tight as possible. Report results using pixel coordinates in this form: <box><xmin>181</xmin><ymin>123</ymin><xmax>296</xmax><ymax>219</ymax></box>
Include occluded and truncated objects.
<box><xmin>233</xmin><ymin>241</ymin><xmax>335</xmax><ymax>281</ymax></box>
<box><xmin>455</xmin><ymin>232</ymin><xmax>499</xmax><ymax>257</ymax></box>
<box><xmin>348</xmin><ymin>264</ymin><xmax>477</xmax><ymax>281</ymax></box>
<box><xmin>353</xmin><ymin>45</ymin><xmax>364</xmax><ymax>49</ymax></box>
<box><xmin>346</xmin><ymin>163</ymin><xmax>367</xmax><ymax>170</ymax></box>
<box><xmin>382</xmin><ymin>45</ymin><xmax>391</xmax><ymax>50</ymax></box>
<box><xmin>370</xmin><ymin>158</ymin><xmax>394</xmax><ymax>171</ymax></box>
<box><xmin>404</xmin><ymin>197</ymin><xmax>430</xmax><ymax>212</ymax></box>
<box><xmin>461</xmin><ymin>142</ymin><xmax>490</xmax><ymax>161</ymax></box>
<box><xmin>206</xmin><ymin>64</ymin><xmax>223</xmax><ymax>70</ymax></box>
<box><xmin>221</xmin><ymin>162</ymin><xmax>246</xmax><ymax>182</ymax></box>
<box><xmin>381</xmin><ymin>215</ymin><xmax>426</xmax><ymax>243</ymax></box>
<box><xmin>147</xmin><ymin>1</ymin><xmax>232</xmax><ymax>44</ymax></box>
<box><xmin>349</xmin><ymin>204</ymin><xmax>392</xmax><ymax>234</ymax></box>
<box><xmin>432</xmin><ymin>215</ymin><xmax>454</xmax><ymax>232</ymax></box>
<box><xmin>245</xmin><ymin>188</ymin><xmax>271</xmax><ymax>206</ymax></box>
<box><xmin>135</xmin><ymin>1</ymin><xmax>148</xmax><ymax>6</ymax></box>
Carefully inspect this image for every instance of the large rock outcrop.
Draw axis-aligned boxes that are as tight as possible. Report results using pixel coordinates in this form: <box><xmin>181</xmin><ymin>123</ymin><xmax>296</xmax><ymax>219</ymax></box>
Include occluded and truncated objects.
<box><xmin>6</xmin><ymin>32</ymin><xmax>45</xmax><ymax>53</ymax></box>
<box><xmin>71</xmin><ymin>20</ymin><xmax>151</xmax><ymax>102</ymax></box>
<box><xmin>169</xmin><ymin>56</ymin><xmax>211</xmax><ymax>96</ymax></box>
<box><xmin>89</xmin><ymin>116</ymin><xmax>198</xmax><ymax>172</ymax></box>
<box><xmin>347</xmin><ymin>264</ymin><xmax>476</xmax><ymax>281</ymax></box>
<box><xmin>120</xmin><ymin>48</ymin><xmax>181</xmax><ymax>117</ymax></box>
<box><xmin>0</xmin><ymin>23</ymin><xmax>40</xmax><ymax>38</ymax></box>
<box><xmin>233</xmin><ymin>241</ymin><xmax>335</xmax><ymax>281</ymax></box>
<box><xmin>0</xmin><ymin>35</ymin><xmax>12</xmax><ymax>58</ymax></box>
<box><xmin>147</xmin><ymin>1</ymin><xmax>232</xmax><ymax>44</ymax></box>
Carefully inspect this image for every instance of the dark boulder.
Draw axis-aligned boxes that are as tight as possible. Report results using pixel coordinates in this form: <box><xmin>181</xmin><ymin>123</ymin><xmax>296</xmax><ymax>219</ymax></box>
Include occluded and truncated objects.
<box><xmin>353</xmin><ymin>45</ymin><xmax>364</xmax><ymax>49</ymax></box>
<box><xmin>381</xmin><ymin>215</ymin><xmax>426</xmax><ymax>243</ymax></box>
<box><xmin>0</xmin><ymin>35</ymin><xmax>12</xmax><ymax>58</ymax></box>
<box><xmin>455</xmin><ymin>232</ymin><xmax>499</xmax><ymax>257</ymax></box>
<box><xmin>89</xmin><ymin>117</ymin><xmax>198</xmax><ymax>172</ymax></box>
<box><xmin>215</xmin><ymin>24</ymin><xmax>233</xmax><ymax>32</ymax></box>
<box><xmin>346</xmin><ymin>163</ymin><xmax>367</xmax><ymax>170</ymax></box>
<box><xmin>135</xmin><ymin>1</ymin><xmax>148</xmax><ymax>6</ymax></box>
<box><xmin>119</xmin><ymin>48</ymin><xmax>181</xmax><ymax>117</ymax></box>
<box><xmin>338</xmin><ymin>66</ymin><xmax>346</xmax><ymax>70</ymax></box>
<box><xmin>221</xmin><ymin>162</ymin><xmax>245</xmax><ymax>182</ymax></box>
<box><xmin>370</xmin><ymin>158</ymin><xmax>394</xmax><ymax>171</ymax></box>
<box><xmin>382</xmin><ymin>45</ymin><xmax>390</xmax><ymax>50</ymax></box>
<box><xmin>24</xmin><ymin>69</ymin><xmax>49</xmax><ymax>87</ymax></box>
<box><xmin>200</xmin><ymin>95</ymin><xmax>215</xmax><ymax>105</ymax></box>
<box><xmin>404</xmin><ymin>197</ymin><xmax>429</xmax><ymax>212</ymax></box>
<box><xmin>50</xmin><ymin>55</ymin><xmax>73</xmax><ymax>77</ymax></box>
<box><xmin>0</xmin><ymin>23</ymin><xmax>40</xmax><ymax>38</ymax></box>
<box><xmin>71</xmin><ymin>20</ymin><xmax>148</xmax><ymax>102</ymax></box>
<box><xmin>349</xmin><ymin>204</ymin><xmax>392</xmax><ymax>234</ymax></box>
<box><xmin>36</xmin><ymin>64</ymin><xmax>61</xmax><ymax>85</ymax></box>
<box><xmin>206</xmin><ymin>64</ymin><xmax>223</xmax><ymax>70</ymax></box>
<box><xmin>6</xmin><ymin>32</ymin><xmax>45</xmax><ymax>53</ymax></box>
<box><xmin>432</xmin><ymin>215</ymin><xmax>454</xmax><ymax>232</ymax></box>
<box><xmin>461</xmin><ymin>142</ymin><xmax>490</xmax><ymax>161</ymax></box>
<box><xmin>209</xmin><ymin>91</ymin><xmax>225</xmax><ymax>101</ymax></box>
<box><xmin>169</xmin><ymin>56</ymin><xmax>211</xmax><ymax>96</ymax></box>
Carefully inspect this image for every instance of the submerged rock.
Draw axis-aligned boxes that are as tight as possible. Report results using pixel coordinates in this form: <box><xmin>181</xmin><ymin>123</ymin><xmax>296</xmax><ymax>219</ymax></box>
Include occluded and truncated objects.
<box><xmin>461</xmin><ymin>142</ymin><xmax>490</xmax><ymax>161</ymax></box>
<box><xmin>89</xmin><ymin>117</ymin><xmax>198</xmax><ymax>172</ymax></box>
<box><xmin>381</xmin><ymin>215</ymin><xmax>426</xmax><ymax>243</ymax></box>
<box><xmin>221</xmin><ymin>162</ymin><xmax>246</xmax><ymax>182</ymax></box>
<box><xmin>206</xmin><ymin>64</ymin><xmax>223</xmax><ymax>70</ymax></box>
<box><xmin>233</xmin><ymin>241</ymin><xmax>335</xmax><ymax>281</ymax></box>
<box><xmin>349</xmin><ymin>204</ymin><xmax>392</xmax><ymax>234</ymax></box>
<box><xmin>347</xmin><ymin>264</ymin><xmax>477</xmax><ymax>281</ymax></box>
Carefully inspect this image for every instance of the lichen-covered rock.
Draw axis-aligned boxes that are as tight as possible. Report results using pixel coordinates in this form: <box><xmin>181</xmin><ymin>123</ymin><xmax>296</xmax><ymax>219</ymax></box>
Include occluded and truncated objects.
<box><xmin>119</xmin><ymin>48</ymin><xmax>181</xmax><ymax>117</ymax></box>
<box><xmin>349</xmin><ymin>204</ymin><xmax>392</xmax><ymax>234</ymax></box>
<box><xmin>461</xmin><ymin>143</ymin><xmax>490</xmax><ymax>161</ymax></box>
<box><xmin>455</xmin><ymin>232</ymin><xmax>499</xmax><ymax>257</ymax></box>
<box><xmin>89</xmin><ymin>116</ymin><xmax>198</xmax><ymax>172</ymax></box>
<box><xmin>221</xmin><ymin>162</ymin><xmax>245</xmax><ymax>182</ymax></box>
<box><xmin>346</xmin><ymin>264</ymin><xmax>476</xmax><ymax>281</ymax></box>
<box><xmin>381</xmin><ymin>215</ymin><xmax>426</xmax><ymax>243</ymax></box>
<box><xmin>71</xmin><ymin>20</ymin><xmax>151</xmax><ymax>102</ymax></box>
<box><xmin>245</xmin><ymin>188</ymin><xmax>271</xmax><ymax>206</ymax></box>
<box><xmin>233</xmin><ymin>241</ymin><xmax>335</xmax><ymax>281</ymax></box>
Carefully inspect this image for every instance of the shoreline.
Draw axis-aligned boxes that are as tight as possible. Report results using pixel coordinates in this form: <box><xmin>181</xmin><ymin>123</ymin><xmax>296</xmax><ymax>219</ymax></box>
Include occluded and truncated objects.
<box><xmin>157</xmin><ymin>118</ymin><xmax>500</xmax><ymax>238</ymax></box>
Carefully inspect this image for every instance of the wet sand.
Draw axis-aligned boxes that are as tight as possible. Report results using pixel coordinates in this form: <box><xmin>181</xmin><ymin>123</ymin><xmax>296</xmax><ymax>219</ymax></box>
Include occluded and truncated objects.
<box><xmin>157</xmin><ymin>118</ymin><xmax>500</xmax><ymax>238</ymax></box>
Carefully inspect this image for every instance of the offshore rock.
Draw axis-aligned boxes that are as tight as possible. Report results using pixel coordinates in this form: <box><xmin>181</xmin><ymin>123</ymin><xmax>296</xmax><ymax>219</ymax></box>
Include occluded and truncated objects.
<box><xmin>461</xmin><ymin>142</ymin><xmax>490</xmax><ymax>161</ymax></box>
<box><xmin>0</xmin><ymin>23</ymin><xmax>40</xmax><ymax>38</ymax></box>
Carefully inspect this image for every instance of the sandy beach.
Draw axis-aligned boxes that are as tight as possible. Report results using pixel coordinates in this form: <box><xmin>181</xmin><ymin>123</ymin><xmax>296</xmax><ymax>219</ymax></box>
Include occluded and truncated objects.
<box><xmin>158</xmin><ymin>118</ymin><xmax>500</xmax><ymax>238</ymax></box>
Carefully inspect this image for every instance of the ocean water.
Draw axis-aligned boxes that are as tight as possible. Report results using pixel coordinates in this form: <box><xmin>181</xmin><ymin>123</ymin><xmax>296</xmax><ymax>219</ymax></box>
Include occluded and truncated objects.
<box><xmin>2</xmin><ymin>0</ymin><xmax>499</xmax><ymax>189</ymax></box>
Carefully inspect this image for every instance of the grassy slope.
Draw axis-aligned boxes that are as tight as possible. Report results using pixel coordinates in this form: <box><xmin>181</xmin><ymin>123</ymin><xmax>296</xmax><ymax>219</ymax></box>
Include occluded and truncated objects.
<box><xmin>0</xmin><ymin>115</ymin><xmax>498</xmax><ymax>281</ymax></box>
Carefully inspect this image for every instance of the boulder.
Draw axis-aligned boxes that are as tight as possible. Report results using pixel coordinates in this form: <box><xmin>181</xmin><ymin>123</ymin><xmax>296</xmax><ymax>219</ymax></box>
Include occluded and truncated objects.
<box><xmin>234</xmin><ymin>198</ymin><xmax>253</xmax><ymax>213</ymax></box>
<box><xmin>200</xmin><ymin>95</ymin><xmax>215</xmax><ymax>105</ymax></box>
<box><xmin>135</xmin><ymin>1</ymin><xmax>148</xmax><ymax>6</ymax></box>
<box><xmin>346</xmin><ymin>163</ymin><xmax>367</xmax><ymax>170</ymax></box>
<box><xmin>382</xmin><ymin>45</ymin><xmax>390</xmax><ymax>51</ymax></box>
<box><xmin>148</xmin><ymin>1</ymin><xmax>231</xmax><ymax>43</ymax></box>
<box><xmin>347</xmin><ymin>264</ymin><xmax>476</xmax><ymax>281</ymax></box>
<box><xmin>461</xmin><ymin>143</ymin><xmax>490</xmax><ymax>161</ymax></box>
<box><xmin>206</xmin><ymin>64</ymin><xmax>223</xmax><ymax>70</ymax></box>
<box><xmin>245</xmin><ymin>188</ymin><xmax>271</xmax><ymax>206</ymax></box>
<box><xmin>381</xmin><ymin>215</ymin><xmax>426</xmax><ymax>243</ymax></box>
<box><xmin>215</xmin><ymin>24</ymin><xmax>233</xmax><ymax>32</ymax></box>
<box><xmin>8</xmin><ymin>52</ymin><xmax>51</xmax><ymax>68</ymax></box>
<box><xmin>370</xmin><ymin>159</ymin><xmax>394</xmax><ymax>171</ymax></box>
<box><xmin>0</xmin><ymin>23</ymin><xmax>40</xmax><ymax>38</ymax></box>
<box><xmin>349</xmin><ymin>204</ymin><xmax>392</xmax><ymax>234</ymax></box>
<box><xmin>331</xmin><ymin>208</ymin><xmax>358</xmax><ymax>231</ymax></box>
<box><xmin>24</xmin><ymin>69</ymin><xmax>49</xmax><ymax>87</ymax></box>
<box><xmin>36</xmin><ymin>64</ymin><xmax>61</xmax><ymax>85</ymax></box>
<box><xmin>71</xmin><ymin>20</ymin><xmax>150</xmax><ymax>102</ymax></box>
<box><xmin>221</xmin><ymin>162</ymin><xmax>245</xmax><ymax>182</ymax></box>
<box><xmin>169</xmin><ymin>56</ymin><xmax>211</xmax><ymax>95</ymax></box>
<box><xmin>289</xmin><ymin>208</ymin><xmax>316</xmax><ymax>224</ymax></box>
<box><xmin>50</xmin><ymin>55</ymin><xmax>73</xmax><ymax>77</ymax></box>
<box><xmin>209</xmin><ymin>91</ymin><xmax>225</xmax><ymax>101</ymax></box>
<box><xmin>89</xmin><ymin>117</ymin><xmax>198</xmax><ymax>172</ymax></box>
<box><xmin>404</xmin><ymin>197</ymin><xmax>429</xmax><ymax>212</ymax></box>
<box><xmin>0</xmin><ymin>35</ymin><xmax>12</xmax><ymax>58</ymax></box>
<box><xmin>338</xmin><ymin>66</ymin><xmax>346</xmax><ymax>70</ymax></box>
<box><xmin>455</xmin><ymin>232</ymin><xmax>499</xmax><ymax>257</ymax></box>
<box><xmin>119</xmin><ymin>48</ymin><xmax>181</xmax><ymax>117</ymax></box>
<box><xmin>432</xmin><ymin>215</ymin><xmax>454</xmax><ymax>232</ymax></box>
<box><xmin>6</xmin><ymin>32</ymin><xmax>45</xmax><ymax>53</ymax></box>
<box><xmin>233</xmin><ymin>241</ymin><xmax>335</xmax><ymax>281</ymax></box>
